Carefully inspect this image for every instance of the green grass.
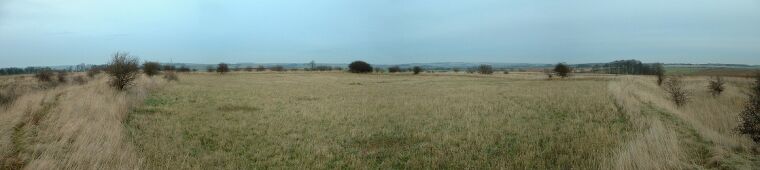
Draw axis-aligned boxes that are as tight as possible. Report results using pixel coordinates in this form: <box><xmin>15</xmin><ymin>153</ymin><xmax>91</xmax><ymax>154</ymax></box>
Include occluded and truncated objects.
<box><xmin>126</xmin><ymin>72</ymin><xmax>632</xmax><ymax>169</ymax></box>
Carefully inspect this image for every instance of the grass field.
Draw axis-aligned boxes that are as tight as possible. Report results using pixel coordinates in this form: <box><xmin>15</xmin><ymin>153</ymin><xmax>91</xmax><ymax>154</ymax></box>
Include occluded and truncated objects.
<box><xmin>2</xmin><ymin>71</ymin><xmax>759</xmax><ymax>169</ymax></box>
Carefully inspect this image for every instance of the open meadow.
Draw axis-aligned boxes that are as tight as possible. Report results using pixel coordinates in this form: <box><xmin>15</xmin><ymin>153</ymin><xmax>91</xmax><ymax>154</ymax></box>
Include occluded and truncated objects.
<box><xmin>3</xmin><ymin>71</ymin><xmax>757</xmax><ymax>169</ymax></box>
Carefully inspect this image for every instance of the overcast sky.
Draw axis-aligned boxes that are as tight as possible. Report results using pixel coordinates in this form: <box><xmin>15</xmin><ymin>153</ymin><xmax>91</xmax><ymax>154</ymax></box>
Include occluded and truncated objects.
<box><xmin>1</xmin><ymin>0</ymin><xmax>759</xmax><ymax>67</ymax></box>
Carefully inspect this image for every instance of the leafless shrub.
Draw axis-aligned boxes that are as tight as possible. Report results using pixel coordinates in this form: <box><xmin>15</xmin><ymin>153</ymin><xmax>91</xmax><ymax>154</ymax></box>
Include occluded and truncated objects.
<box><xmin>143</xmin><ymin>62</ymin><xmax>161</xmax><ymax>77</ymax></box>
<box><xmin>87</xmin><ymin>67</ymin><xmax>101</xmax><ymax>78</ymax></box>
<box><xmin>707</xmin><ymin>76</ymin><xmax>726</xmax><ymax>97</ymax></box>
<box><xmin>57</xmin><ymin>71</ymin><xmax>68</xmax><ymax>83</ymax></box>
<box><xmin>478</xmin><ymin>64</ymin><xmax>493</xmax><ymax>74</ymax></box>
<box><xmin>35</xmin><ymin>68</ymin><xmax>54</xmax><ymax>82</ymax></box>
<box><xmin>105</xmin><ymin>52</ymin><xmax>140</xmax><ymax>90</ymax></box>
<box><xmin>217</xmin><ymin>63</ymin><xmax>230</xmax><ymax>74</ymax></box>
<box><xmin>663</xmin><ymin>76</ymin><xmax>690</xmax><ymax>107</ymax></box>
<box><xmin>73</xmin><ymin>75</ymin><xmax>87</xmax><ymax>85</ymax></box>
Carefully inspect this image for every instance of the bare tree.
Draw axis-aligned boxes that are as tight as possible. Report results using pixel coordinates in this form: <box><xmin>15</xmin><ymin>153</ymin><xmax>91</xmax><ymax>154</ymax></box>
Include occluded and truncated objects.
<box><xmin>478</xmin><ymin>64</ymin><xmax>494</xmax><ymax>74</ymax></box>
<box><xmin>105</xmin><ymin>52</ymin><xmax>140</xmax><ymax>90</ymax></box>
<box><xmin>653</xmin><ymin>63</ymin><xmax>666</xmax><ymax>85</ymax></box>
<box><xmin>217</xmin><ymin>63</ymin><xmax>230</xmax><ymax>74</ymax></box>
<box><xmin>412</xmin><ymin>66</ymin><xmax>422</xmax><ymax>75</ymax></box>
<box><xmin>708</xmin><ymin>76</ymin><xmax>726</xmax><ymax>96</ymax></box>
<box><xmin>664</xmin><ymin>76</ymin><xmax>690</xmax><ymax>107</ymax></box>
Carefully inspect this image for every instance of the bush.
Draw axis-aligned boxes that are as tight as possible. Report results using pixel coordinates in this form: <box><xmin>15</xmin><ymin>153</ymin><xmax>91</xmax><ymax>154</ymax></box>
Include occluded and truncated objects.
<box><xmin>503</xmin><ymin>71</ymin><xmax>510</xmax><ymax>74</ymax></box>
<box><xmin>664</xmin><ymin>76</ymin><xmax>690</xmax><ymax>107</ymax></box>
<box><xmin>654</xmin><ymin>63</ymin><xmax>666</xmax><ymax>85</ymax></box>
<box><xmin>87</xmin><ymin>67</ymin><xmax>101</xmax><ymax>78</ymax></box>
<box><xmin>143</xmin><ymin>62</ymin><xmax>161</xmax><ymax>77</ymax></box>
<box><xmin>554</xmin><ymin>63</ymin><xmax>572</xmax><ymax>78</ymax></box>
<box><xmin>217</xmin><ymin>63</ymin><xmax>230</xmax><ymax>74</ymax></box>
<box><xmin>105</xmin><ymin>52</ymin><xmax>140</xmax><ymax>90</ymax></box>
<box><xmin>453</xmin><ymin>68</ymin><xmax>460</xmax><ymax>73</ymax></box>
<box><xmin>412</xmin><ymin>66</ymin><xmax>422</xmax><ymax>75</ymax></box>
<box><xmin>35</xmin><ymin>68</ymin><xmax>54</xmax><ymax>82</ymax></box>
<box><xmin>163</xmin><ymin>71</ymin><xmax>179</xmax><ymax>81</ymax></box>
<box><xmin>738</xmin><ymin>73</ymin><xmax>760</xmax><ymax>143</ymax></box>
<box><xmin>348</xmin><ymin>61</ymin><xmax>372</xmax><ymax>73</ymax></box>
<box><xmin>244</xmin><ymin>66</ymin><xmax>254</xmax><ymax>72</ymax></box>
<box><xmin>56</xmin><ymin>71</ymin><xmax>68</xmax><ymax>83</ymax></box>
<box><xmin>270</xmin><ymin>65</ymin><xmax>285</xmax><ymax>72</ymax></box>
<box><xmin>708</xmin><ymin>76</ymin><xmax>726</xmax><ymax>96</ymax></box>
<box><xmin>73</xmin><ymin>75</ymin><xmax>87</xmax><ymax>85</ymax></box>
<box><xmin>478</xmin><ymin>64</ymin><xmax>493</xmax><ymax>74</ymax></box>
<box><xmin>388</xmin><ymin>66</ymin><xmax>402</xmax><ymax>73</ymax></box>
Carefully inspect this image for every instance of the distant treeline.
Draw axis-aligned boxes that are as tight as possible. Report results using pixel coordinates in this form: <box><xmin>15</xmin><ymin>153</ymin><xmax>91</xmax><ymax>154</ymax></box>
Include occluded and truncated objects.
<box><xmin>588</xmin><ymin>60</ymin><xmax>664</xmax><ymax>75</ymax></box>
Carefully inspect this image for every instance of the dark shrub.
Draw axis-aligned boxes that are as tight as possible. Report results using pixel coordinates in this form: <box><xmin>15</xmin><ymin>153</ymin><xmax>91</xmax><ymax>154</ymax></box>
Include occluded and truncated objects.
<box><xmin>388</xmin><ymin>66</ymin><xmax>401</xmax><ymax>73</ymax></box>
<box><xmin>412</xmin><ymin>66</ymin><xmax>422</xmax><ymax>75</ymax></box>
<box><xmin>244</xmin><ymin>66</ymin><xmax>254</xmax><ymax>72</ymax></box>
<box><xmin>217</xmin><ymin>63</ymin><xmax>230</xmax><ymax>74</ymax></box>
<box><xmin>87</xmin><ymin>67</ymin><xmax>101</xmax><ymax>78</ymax></box>
<box><xmin>56</xmin><ymin>71</ymin><xmax>68</xmax><ymax>83</ymax></box>
<box><xmin>738</xmin><ymin>73</ymin><xmax>760</xmax><ymax>143</ymax></box>
<box><xmin>314</xmin><ymin>66</ymin><xmax>332</xmax><ymax>71</ymax></box>
<box><xmin>554</xmin><ymin>63</ymin><xmax>572</xmax><ymax>78</ymax></box>
<box><xmin>35</xmin><ymin>68</ymin><xmax>54</xmax><ymax>82</ymax></box>
<box><xmin>73</xmin><ymin>75</ymin><xmax>87</xmax><ymax>85</ymax></box>
<box><xmin>270</xmin><ymin>65</ymin><xmax>285</xmax><ymax>72</ymax></box>
<box><xmin>654</xmin><ymin>63</ymin><xmax>666</xmax><ymax>85</ymax></box>
<box><xmin>163</xmin><ymin>71</ymin><xmax>179</xmax><ymax>81</ymax></box>
<box><xmin>348</xmin><ymin>61</ymin><xmax>372</xmax><ymax>73</ymax></box>
<box><xmin>664</xmin><ymin>76</ymin><xmax>690</xmax><ymax>107</ymax></box>
<box><xmin>478</xmin><ymin>64</ymin><xmax>493</xmax><ymax>74</ymax></box>
<box><xmin>708</xmin><ymin>76</ymin><xmax>726</xmax><ymax>97</ymax></box>
<box><xmin>453</xmin><ymin>68</ymin><xmax>460</xmax><ymax>73</ymax></box>
<box><xmin>143</xmin><ymin>62</ymin><xmax>161</xmax><ymax>77</ymax></box>
<box><xmin>503</xmin><ymin>70</ymin><xmax>510</xmax><ymax>74</ymax></box>
<box><xmin>334</xmin><ymin>67</ymin><xmax>343</xmax><ymax>71</ymax></box>
<box><xmin>177</xmin><ymin>66</ymin><xmax>191</xmax><ymax>72</ymax></box>
<box><xmin>105</xmin><ymin>52</ymin><xmax>140</xmax><ymax>90</ymax></box>
<box><xmin>162</xmin><ymin>65</ymin><xmax>175</xmax><ymax>71</ymax></box>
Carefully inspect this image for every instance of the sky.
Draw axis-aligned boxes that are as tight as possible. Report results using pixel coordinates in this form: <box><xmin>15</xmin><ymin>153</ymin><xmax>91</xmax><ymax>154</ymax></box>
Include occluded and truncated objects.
<box><xmin>1</xmin><ymin>0</ymin><xmax>759</xmax><ymax>67</ymax></box>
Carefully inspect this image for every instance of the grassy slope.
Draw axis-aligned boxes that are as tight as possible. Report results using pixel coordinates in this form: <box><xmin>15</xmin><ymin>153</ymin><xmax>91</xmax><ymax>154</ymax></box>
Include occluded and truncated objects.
<box><xmin>127</xmin><ymin>72</ymin><xmax>630</xmax><ymax>169</ymax></box>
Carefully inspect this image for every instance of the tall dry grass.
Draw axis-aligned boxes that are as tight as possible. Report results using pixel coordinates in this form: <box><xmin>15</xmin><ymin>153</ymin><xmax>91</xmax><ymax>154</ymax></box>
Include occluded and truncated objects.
<box><xmin>0</xmin><ymin>74</ymin><xmax>165</xmax><ymax>169</ymax></box>
<box><xmin>606</xmin><ymin>75</ymin><xmax>758</xmax><ymax>169</ymax></box>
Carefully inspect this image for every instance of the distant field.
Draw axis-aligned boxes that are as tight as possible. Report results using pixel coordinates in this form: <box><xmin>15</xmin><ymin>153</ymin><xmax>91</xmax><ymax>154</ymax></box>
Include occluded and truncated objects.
<box><xmin>2</xmin><ymin>72</ymin><xmax>758</xmax><ymax>169</ymax></box>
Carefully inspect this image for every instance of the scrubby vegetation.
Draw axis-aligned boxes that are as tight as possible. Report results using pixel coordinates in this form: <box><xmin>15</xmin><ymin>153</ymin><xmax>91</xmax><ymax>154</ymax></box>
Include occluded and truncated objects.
<box><xmin>478</xmin><ymin>64</ymin><xmax>493</xmax><ymax>74</ymax></box>
<box><xmin>348</xmin><ymin>61</ymin><xmax>372</xmax><ymax>73</ymax></box>
<box><xmin>738</xmin><ymin>73</ymin><xmax>760</xmax><ymax>143</ymax></box>
<box><xmin>708</xmin><ymin>76</ymin><xmax>725</xmax><ymax>96</ymax></box>
<box><xmin>105</xmin><ymin>52</ymin><xmax>140</xmax><ymax>90</ymax></box>
<box><xmin>554</xmin><ymin>63</ymin><xmax>571</xmax><ymax>78</ymax></box>
<box><xmin>664</xmin><ymin>76</ymin><xmax>689</xmax><ymax>107</ymax></box>
<box><xmin>34</xmin><ymin>69</ymin><xmax>54</xmax><ymax>82</ymax></box>
<box><xmin>216</xmin><ymin>63</ymin><xmax>230</xmax><ymax>74</ymax></box>
<box><xmin>412</xmin><ymin>66</ymin><xmax>422</xmax><ymax>74</ymax></box>
<box><xmin>388</xmin><ymin>66</ymin><xmax>402</xmax><ymax>73</ymax></box>
<box><xmin>143</xmin><ymin>62</ymin><xmax>161</xmax><ymax>77</ymax></box>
